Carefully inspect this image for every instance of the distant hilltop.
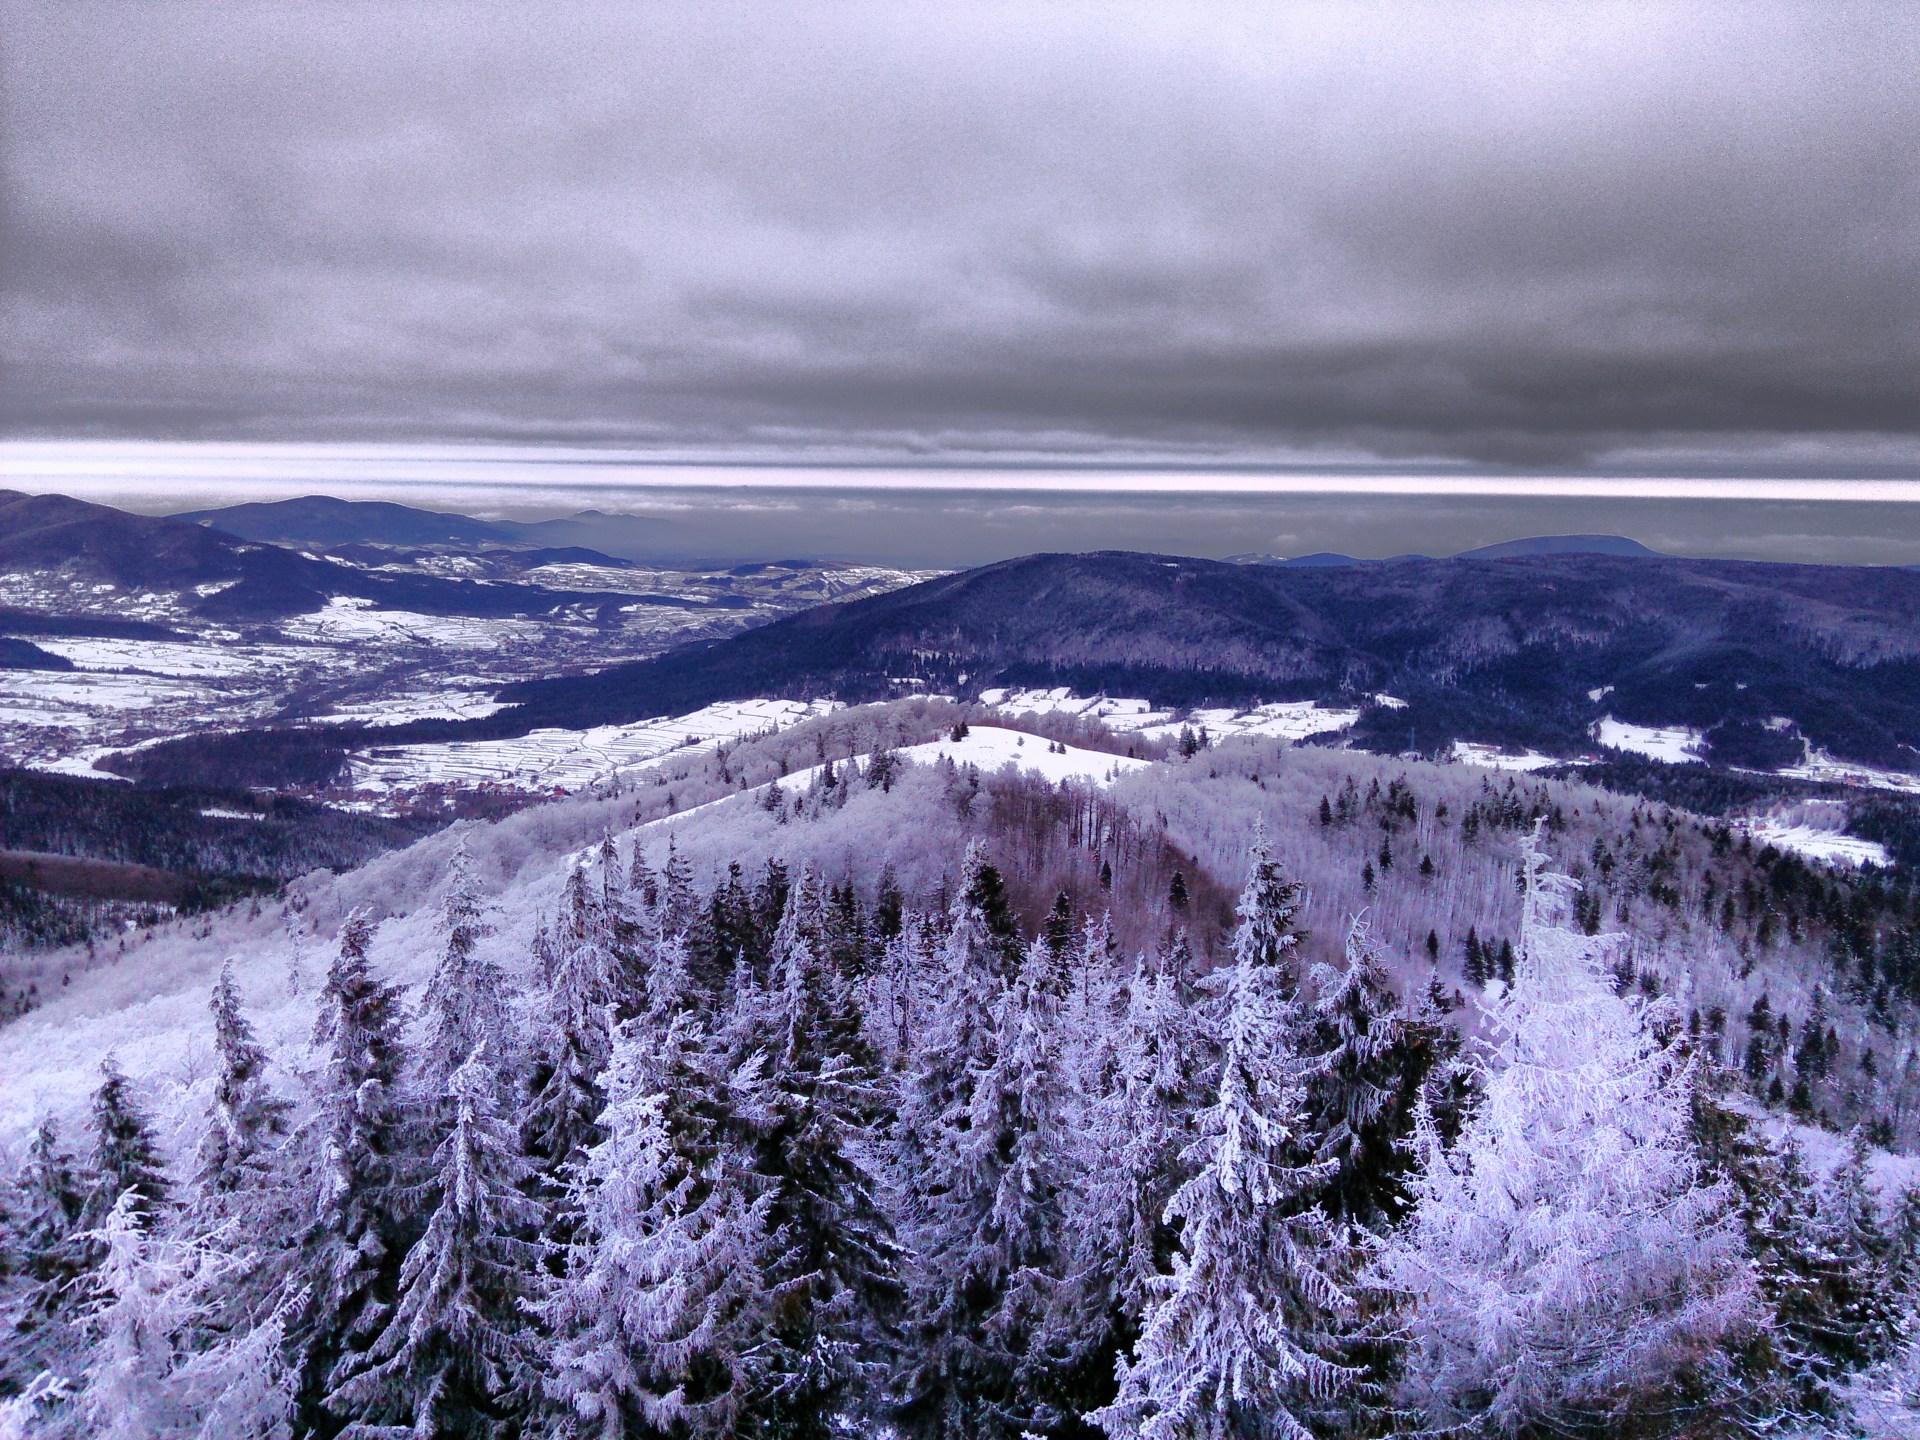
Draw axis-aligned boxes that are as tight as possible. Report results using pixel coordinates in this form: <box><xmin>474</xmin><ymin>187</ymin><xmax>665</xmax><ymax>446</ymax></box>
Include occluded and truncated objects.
<box><xmin>1226</xmin><ymin>534</ymin><xmax>1664</xmax><ymax>567</ymax></box>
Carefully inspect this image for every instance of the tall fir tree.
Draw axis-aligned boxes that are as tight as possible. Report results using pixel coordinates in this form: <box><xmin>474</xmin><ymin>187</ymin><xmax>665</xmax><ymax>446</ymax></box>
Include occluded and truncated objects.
<box><xmin>730</xmin><ymin>869</ymin><xmax>901</xmax><ymax>1438</ymax></box>
<box><xmin>1057</xmin><ymin>955</ymin><xmax>1203</xmax><ymax>1426</ymax></box>
<box><xmin>894</xmin><ymin>843</ymin><xmax>1028</xmax><ymax>1439</ymax></box>
<box><xmin>326</xmin><ymin>1047</ymin><xmax>545</xmax><ymax>1438</ymax></box>
<box><xmin>74</xmin><ymin>1190</ymin><xmax>206</xmax><ymax>1440</ymax></box>
<box><xmin>1372</xmin><ymin>825</ymin><xmax>1758</xmax><ymax>1436</ymax></box>
<box><xmin>196</xmin><ymin>959</ymin><xmax>293</xmax><ymax>1201</ymax></box>
<box><xmin>420</xmin><ymin>841</ymin><xmax>510</xmax><ymax>1101</ymax></box>
<box><xmin>1093</xmin><ymin>831</ymin><xmax>1354</xmax><ymax>1440</ymax></box>
<box><xmin>542</xmin><ymin>1014</ymin><xmax>770</xmax><ymax>1440</ymax></box>
<box><xmin>85</xmin><ymin>1057</ymin><xmax>170</xmax><ymax>1229</ymax></box>
<box><xmin>524</xmin><ymin>868</ymin><xmax>620</xmax><ymax>1179</ymax></box>
<box><xmin>1299</xmin><ymin>916</ymin><xmax>1427</xmax><ymax>1227</ymax></box>
<box><xmin>295</xmin><ymin>908</ymin><xmax>412</xmax><ymax>1436</ymax></box>
<box><xmin>1</xmin><ymin>1117</ymin><xmax>89</xmax><ymax>1391</ymax></box>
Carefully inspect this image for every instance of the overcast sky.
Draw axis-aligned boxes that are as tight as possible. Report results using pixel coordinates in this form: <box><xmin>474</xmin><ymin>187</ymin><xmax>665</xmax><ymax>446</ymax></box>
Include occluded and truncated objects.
<box><xmin>3</xmin><ymin>1</ymin><xmax>1917</xmax><ymax>479</ymax></box>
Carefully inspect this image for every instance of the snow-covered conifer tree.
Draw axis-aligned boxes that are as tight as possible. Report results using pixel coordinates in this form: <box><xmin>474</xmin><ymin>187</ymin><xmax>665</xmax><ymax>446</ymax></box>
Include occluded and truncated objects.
<box><xmin>1300</xmin><ymin>915</ymin><xmax>1425</xmax><ymax>1226</ymax></box>
<box><xmin>1093</xmin><ymin>831</ymin><xmax>1353</xmax><ymax>1440</ymax></box>
<box><xmin>1372</xmin><ymin>825</ymin><xmax>1759</xmax><ymax>1435</ymax></box>
<box><xmin>419</xmin><ymin>840</ymin><xmax>510</xmax><ymax>1101</ymax></box>
<box><xmin>893</xmin><ymin>844</ymin><xmax>1047</xmax><ymax>1439</ymax></box>
<box><xmin>74</xmin><ymin>1190</ymin><xmax>208</xmax><ymax>1440</ymax></box>
<box><xmin>1</xmin><ymin>1118</ymin><xmax>88</xmax><ymax>1389</ymax></box>
<box><xmin>294</xmin><ymin>907</ymin><xmax>411</xmax><ymax>1432</ymax></box>
<box><xmin>542</xmin><ymin>1015</ymin><xmax>769</xmax><ymax>1439</ymax></box>
<box><xmin>326</xmin><ymin>1047</ymin><xmax>544</xmax><ymax>1437</ymax></box>
<box><xmin>1060</xmin><ymin>955</ymin><xmax>1203</xmax><ymax>1414</ymax></box>
<box><xmin>730</xmin><ymin>868</ymin><xmax>900</xmax><ymax>1438</ymax></box>
<box><xmin>524</xmin><ymin>868</ymin><xmax>621</xmax><ymax>1177</ymax></box>
<box><xmin>195</xmin><ymin>959</ymin><xmax>291</xmax><ymax>1201</ymax></box>
<box><xmin>84</xmin><ymin>1058</ymin><xmax>170</xmax><ymax>1229</ymax></box>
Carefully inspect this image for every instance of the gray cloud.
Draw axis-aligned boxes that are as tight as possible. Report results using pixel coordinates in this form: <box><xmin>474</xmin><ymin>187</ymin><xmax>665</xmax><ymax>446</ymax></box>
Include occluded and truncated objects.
<box><xmin>2</xmin><ymin>1</ymin><xmax>1917</xmax><ymax>472</ymax></box>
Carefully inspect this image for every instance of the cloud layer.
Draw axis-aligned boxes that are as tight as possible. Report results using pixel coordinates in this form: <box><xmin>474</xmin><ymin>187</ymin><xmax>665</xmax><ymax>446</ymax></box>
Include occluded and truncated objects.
<box><xmin>4</xmin><ymin>2</ymin><xmax>1917</xmax><ymax>471</ymax></box>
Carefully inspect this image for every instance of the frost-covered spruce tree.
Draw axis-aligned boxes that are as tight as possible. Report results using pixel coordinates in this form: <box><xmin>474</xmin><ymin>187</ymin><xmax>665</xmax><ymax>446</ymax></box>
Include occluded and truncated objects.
<box><xmin>1059</xmin><ymin>954</ymin><xmax>1203</xmax><ymax>1418</ymax></box>
<box><xmin>729</xmin><ymin>869</ymin><xmax>901</xmax><ymax>1439</ymax></box>
<box><xmin>1092</xmin><ymin>829</ymin><xmax>1354</xmax><ymax>1440</ymax></box>
<box><xmin>1300</xmin><ymin>915</ymin><xmax>1426</xmax><ymax>1227</ymax></box>
<box><xmin>73</xmin><ymin>1190</ymin><xmax>206</xmax><ymax>1440</ymax></box>
<box><xmin>326</xmin><ymin>1047</ymin><xmax>544</xmax><ymax>1438</ymax></box>
<box><xmin>953</xmin><ymin>933</ymin><xmax>1076</xmax><ymax>1432</ymax></box>
<box><xmin>179</xmin><ymin>1298</ymin><xmax>297</xmax><ymax>1440</ymax></box>
<box><xmin>1372</xmin><ymin>824</ymin><xmax>1759</xmax><ymax>1436</ymax></box>
<box><xmin>195</xmin><ymin>959</ymin><xmax>292</xmax><ymax>1202</ymax></box>
<box><xmin>294</xmin><ymin>907</ymin><xmax>411</xmax><ymax>1434</ymax></box>
<box><xmin>1</xmin><ymin>1117</ymin><xmax>88</xmax><ymax>1391</ymax></box>
<box><xmin>541</xmin><ymin>1014</ymin><xmax>769</xmax><ymax>1440</ymax></box>
<box><xmin>893</xmin><ymin>843</ymin><xmax>1031</xmax><ymax>1440</ymax></box>
<box><xmin>84</xmin><ymin>1057</ymin><xmax>170</xmax><ymax>1231</ymax></box>
<box><xmin>419</xmin><ymin>839</ymin><xmax>510</xmax><ymax>1102</ymax></box>
<box><xmin>524</xmin><ymin>867</ymin><xmax>621</xmax><ymax>1178</ymax></box>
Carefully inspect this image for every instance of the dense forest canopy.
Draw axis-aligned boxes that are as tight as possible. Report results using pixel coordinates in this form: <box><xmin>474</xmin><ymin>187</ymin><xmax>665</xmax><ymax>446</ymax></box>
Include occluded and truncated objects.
<box><xmin>4</xmin><ymin>697</ymin><xmax>1920</xmax><ymax>1435</ymax></box>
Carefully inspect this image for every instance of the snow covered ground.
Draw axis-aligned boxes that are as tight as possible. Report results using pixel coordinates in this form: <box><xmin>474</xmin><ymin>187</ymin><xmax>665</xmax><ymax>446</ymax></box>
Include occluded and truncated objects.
<box><xmin>281</xmin><ymin>596</ymin><xmax>545</xmax><ymax>650</ymax></box>
<box><xmin>1593</xmin><ymin>716</ymin><xmax>1707</xmax><ymax>764</ymax></box>
<box><xmin>344</xmin><ymin>698</ymin><xmax>843</xmax><ymax>798</ymax></box>
<box><xmin>1450</xmin><ymin>742</ymin><xmax>1570</xmax><ymax>773</ymax></box>
<box><xmin>1746</xmin><ymin>822</ymin><xmax>1892</xmax><ymax>869</ymax></box>
<box><xmin>976</xmin><ymin>687</ymin><xmax>1365</xmax><ymax>744</ymax></box>
<box><xmin>772</xmin><ymin>724</ymin><xmax>1151</xmax><ymax>797</ymax></box>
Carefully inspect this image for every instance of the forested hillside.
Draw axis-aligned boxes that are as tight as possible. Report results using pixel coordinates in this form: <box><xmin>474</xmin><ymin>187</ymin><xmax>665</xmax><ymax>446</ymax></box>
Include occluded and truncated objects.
<box><xmin>3</xmin><ymin>699</ymin><xmax>1919</xmax><ymax>1436</ymax></box>
<box><xmin>493</xmin><ymin>550</ymin><xmax>1920</xmax><ymax>769</ymax></box>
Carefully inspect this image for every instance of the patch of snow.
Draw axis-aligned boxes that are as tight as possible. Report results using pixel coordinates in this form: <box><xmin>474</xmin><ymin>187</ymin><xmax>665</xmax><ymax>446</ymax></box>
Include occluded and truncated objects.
<box><xmin>317</xmin><ymin>690</ymin><xmax>510</xmax><ymax>725</ymax></box>
<box><xmin>345</xmin><ymin>698</ymin><xmax>841</xmax><ymax>797</ymax></box>
<box><xmin>282</xmin><ymin>596</ymin><xmax>541</xmax><ymax>650</ymax></box>
<box><xmin>1746</xmin><ymin>822</ymin><xmax>1890</xmax><ymax>869</ymax></box>
<box><xmin>1587</xmin><ymin>685</ymin><xmax>1614</xmax><ymax>703</ymax></box>
<box><xmin>1593</xmin><ymin>716</ymin><xmax>1706</xmax><ymax>765</ymax></box>
<box><xmin>1450</xmin><ymin>742</ymin><xmax>1572</xmax><ymax>773</ymax></box>
<box><xmin>31</xmin><ymin>636</ymin><xmax>267</xmax><ymax>678</ymax></box>
<box><xmin>775</xmin><ymin>724</ymin><xmax>1150</xmax><ymax>798</ymax></box>
<box><xmin>977</xmin><ymin>688</ymin><xmax>1360</xmax><ymax>745</ymax></box>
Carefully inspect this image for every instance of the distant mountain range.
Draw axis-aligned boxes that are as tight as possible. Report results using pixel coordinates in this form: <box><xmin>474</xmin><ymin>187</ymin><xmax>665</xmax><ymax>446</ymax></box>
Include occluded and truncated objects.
<box><xmin>178</xmin><ymin>495</ymin><xmax>677</xmax><ymax>565</ymax></box>
<box><xmin>1225</xmin><ymin>533</ymin><xmax>1664</xmax><ymax>566</ymax></box>
<box><xmin>0</xmin><ymin>489</ymin><xmax>690</xmax><ymax>624</ymax></box>
<box><xmin>13</xmin><ymin>491</ymin><xmax>1916</xmax><ymax>788</ymax></box>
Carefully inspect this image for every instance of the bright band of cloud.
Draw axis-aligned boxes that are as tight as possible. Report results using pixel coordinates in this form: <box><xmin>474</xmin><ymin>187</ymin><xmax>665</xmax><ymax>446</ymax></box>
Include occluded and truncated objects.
<box><xmin>4</xmin><ymin>441</ymin><xmax>1919</xmax><ymax>512</ymax></box>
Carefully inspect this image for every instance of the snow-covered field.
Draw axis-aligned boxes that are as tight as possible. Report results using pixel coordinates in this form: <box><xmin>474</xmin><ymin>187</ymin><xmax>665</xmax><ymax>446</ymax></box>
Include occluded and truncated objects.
<box><xmin>281</xmin><ymin>596</ymin><xmax>546</xmax><ymax>650</ymax></box>
<box><xmin>344</xmin><ymin>698</ymin><xmax>843</xmax><ymax>798</ymax></box>
<box><xmin>1593</xmin><ymin>716</ymin><xmax>1707</xmax><ymax>764</ymax></box>
<box><xmin>1450</xmin><ymin>742</ymin><xmax>1570</xmax><ymax>773</ymax></box>
<box><xmin>773</xmin><ymin>724</ymin><xmax>1151</xmax><ymax>796</ymax></box>
<box><xmin>977</xmin><ymin>686</ymin><xmax>1365</xmax><ymax>744</ymax></box>
<box><xmin>28</xmin><ymin>637</ymin><xmax>268</xmax><ymax>678</ymax></box>
<box><xmin>1738</xmin><ymin>802</ymin><xmax>1893</xmax><ymax>869</ymax></box>
<box><xmin>1746</xmin><ymin>821</ymin><xmax>1892</xmax><ymax>869</ymax></box>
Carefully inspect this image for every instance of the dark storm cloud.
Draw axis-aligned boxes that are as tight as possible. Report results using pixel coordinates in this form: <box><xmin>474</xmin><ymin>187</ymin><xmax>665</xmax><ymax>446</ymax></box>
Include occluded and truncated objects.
<box><xmin>2</xmin><ymin>1</ymin><xmax>1917</xmax><ymax>471</ymax></box>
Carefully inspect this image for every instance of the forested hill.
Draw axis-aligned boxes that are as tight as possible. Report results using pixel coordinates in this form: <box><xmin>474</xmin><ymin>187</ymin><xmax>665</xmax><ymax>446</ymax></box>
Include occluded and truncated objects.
<box><xmin>497</xmin><ymin>548</ymin><xmax>1920</xmax><ymax>771</ymax></box>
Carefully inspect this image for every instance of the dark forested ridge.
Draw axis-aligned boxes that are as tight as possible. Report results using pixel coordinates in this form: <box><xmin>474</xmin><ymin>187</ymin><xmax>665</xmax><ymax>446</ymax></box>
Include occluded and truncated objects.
<box><xmin>0</xmin><ymin>768</ymin><xmax>438</xmax><ymax>953</ymax></box>
<box><xmin>494</xmin><ymin>549</ymin><xmax>1920</xmax><ymax>770</ymax></box>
